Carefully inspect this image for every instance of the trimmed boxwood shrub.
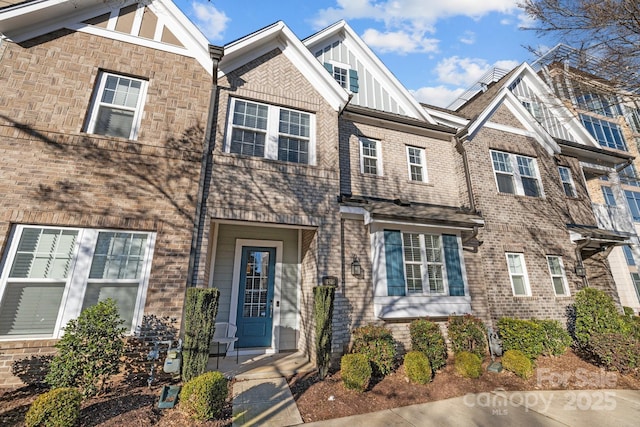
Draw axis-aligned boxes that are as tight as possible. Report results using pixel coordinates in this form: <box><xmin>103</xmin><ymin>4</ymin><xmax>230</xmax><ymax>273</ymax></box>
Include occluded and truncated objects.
<box><xmin>498</xmin><ymin>318</ymin><xmax>571</xmax><ymax>359</ymax></box>
<box><xmin>409</xmin><ymin>319</ymin><xmax>447</xmax><ymax>372</ymax></box>
<box><xmin>587</xmin><ymin>332</ymin><xmax>640</xmax><ymax>374</ymax></box>
<box><xmin>351</xmin><ymin>325</ymin><xmax>396</xmax><ymax>376</ymax></box>
<box><xmin>341</xmin><ymin>353</ymin><xmax>372</xmax><ymax>392</ymax></box>
<box><xmin>180</xmin><ymin>371</ymin><xmax>228</xmax><ymax>421</ymax></box>
<box><xmin>25</xmin><ymin>387</ymin><xmax>82</xmax><ymax>427</ymax></box>
<box><xmin>573</xmin><ymin>288</ymin><xmax>620</xmax><ymax>348</ymax></box>
<box><xmin>314</xmin><ymin>286</ymin><xmax>335</xmax><ymax>379</ymax></box>
<box><xmin>448</xmin><ymin>315</ymin><xmax>487</xmax><ymax>359</ymax></box>
<box><xmin>454</xmin><ymin>351</ymin><xmax>483</xmax><ymax>379</ymax></box>
<box><xmin>182</xmin><ymin>288</ymin><xmax>220</xmax><ymax>382</ymax></box>
<box><xmin>403</xmin><ymin>351</ymin><xmax>432</xmax><ymax>384</ymax></box>
<box><xmin>46</xmin><ymin>299</ymin><xmax>126</xmax><ymax>397</ymax></box>
<box><xmin>502</xmin><ymin>350</ymin><xmax>533</xmax><ymax>379</ymax></box>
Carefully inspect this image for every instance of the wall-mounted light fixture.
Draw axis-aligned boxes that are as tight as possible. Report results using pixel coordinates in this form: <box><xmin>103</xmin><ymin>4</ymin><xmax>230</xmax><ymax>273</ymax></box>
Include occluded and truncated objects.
<box><xmin>575</xmin><ymin>265</ymin><xmax>586</xmax><ymax>277</ymax></box>
<box><xmin>351</xmin><ymin>255</ymin><xmax>361</xmax><ymax>277</ymax></box>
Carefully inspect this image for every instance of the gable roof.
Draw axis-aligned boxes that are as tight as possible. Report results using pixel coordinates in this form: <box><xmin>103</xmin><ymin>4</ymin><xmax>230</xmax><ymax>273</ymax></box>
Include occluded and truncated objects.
<box><xmin>219</xmin><ymin>20</ymin><xmax>350</xmax><ymax>112</ymax></box>
<box><xmin>0</xmin><ymin>0</ymin><xmax>213</xmax><ymax>73</ymax></box>
<box><xmin>303</xmin><ymin>20</ymin><xmax>436</xmax><ymax>124</ymax></box>
<box><xmin>428</xmin><ymin>63</ymin><xmax>605</xmax><ymax>157</ymax></box>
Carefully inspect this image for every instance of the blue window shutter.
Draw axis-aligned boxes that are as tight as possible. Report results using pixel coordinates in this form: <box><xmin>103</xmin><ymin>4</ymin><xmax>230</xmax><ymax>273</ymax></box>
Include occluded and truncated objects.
<box><xmin>443</xmin><ymin>234</ymin><xmax>465</xmax><ymax>296</ymax></box>
<box><xmin>323</xmin><ymin>62</ymin><xmax>333</xmax><ymax>74</ymax></box>
<box><xmin>384</xmin><ymin>230</ymin><xmax>405</xmax><ymax>296</ymax></box>
<box><xmin>349</xmin><ymin>69</ymin><xmax>359</xmax><ymax>93</ymax></box>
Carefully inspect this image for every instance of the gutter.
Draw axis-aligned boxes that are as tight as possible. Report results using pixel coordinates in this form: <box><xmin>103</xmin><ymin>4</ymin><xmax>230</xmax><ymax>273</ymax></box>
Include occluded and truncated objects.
<box><xmin>575</xmin><ymin>237</ymin><xmax>591</xmax><ymax>289</ymax></box>
<box><xmin>186</xmin><ymin>44</ymin><xmax>224</xmax><ymax>287</ymax></box>
<box><xmin>454</xmin><ymin>126</ymin><xmax>476</xmax><ymax>212</ymax></box>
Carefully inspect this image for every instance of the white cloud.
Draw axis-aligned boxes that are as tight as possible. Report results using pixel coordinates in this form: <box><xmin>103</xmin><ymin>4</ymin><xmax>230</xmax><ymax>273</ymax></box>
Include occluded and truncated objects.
<box><xmin>313</xmin><ymin>0</ymin><xmax>520</xmax><ymax>29</ymax></box>
<box><xmin>459</xmin><ymin>31</ymin><xmax>476</xmax><ymax>45</ymax></box>
<box><xmin>517</xmin><ymin>11</ymin><xmax>537</xmax><ymax>29</ymax></box>
<box><xmin>362</xmin><ymin>29</ymin><xmax>439</xmax><ymax>54</ymax></box>
<box><xmin>410</xmin><ymin>86</ymin><xmax>465</xmax><ymax>108</ymax></box>
<box><xmin>434</xmin><ymin>56</ymin><xmax>518</xmax><ymax>87</ymax></box>
<box><xmin>191</xmin><ymin>1</ymin><xmax>230</xmax><ymax>41</ymax></box>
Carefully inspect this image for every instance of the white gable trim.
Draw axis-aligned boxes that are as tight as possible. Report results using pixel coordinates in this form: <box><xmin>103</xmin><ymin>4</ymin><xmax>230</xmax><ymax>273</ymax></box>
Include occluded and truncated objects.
<box><xmin>304</xmin><ymin>20</ymin><xmax>436</xmax><ymax>124</ymax></box>
<box><xmin>219</xmin><ymin>21</ymin><xmax>349</xmax><ymax>112</ymax></box>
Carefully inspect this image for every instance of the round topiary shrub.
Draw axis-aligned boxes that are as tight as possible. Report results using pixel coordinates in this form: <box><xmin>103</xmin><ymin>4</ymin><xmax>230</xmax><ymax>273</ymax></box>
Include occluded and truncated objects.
<box><xmin>454</xmin><ymin>351</ymin><xmax>483</xmax><ymax>379</ymax></box>
<box><xmin>180</xmin><ymin>371</ymin><xmax>228</xmax><ymax>421</ymax></box>
<box><xmin>25</xmin><ymin>387</ymin><xmax>82</xmax><ymax>427</ymax></box>
<box><xmin>409</xmin><ymin>319</ymin><xmax>447</xmax><ymax>371</ymax></box>
<box><xmin>502</xmin><ymin>350</ymin><xmax>533</xmax><ymax>379</ymax></box>
<box><xmin>351</xmin><ymin>325</ymin><xmax>396</xmax><ymax>376</ymax></box>
<box><xmin>403</xmin><ymin>351</ymin><xmax>432</xmax><ymax>384</ymax></box>
<box><xmin>340</xmin><ymin>353</ymin><xmax>372</xmax><ymax>392</ymax></box>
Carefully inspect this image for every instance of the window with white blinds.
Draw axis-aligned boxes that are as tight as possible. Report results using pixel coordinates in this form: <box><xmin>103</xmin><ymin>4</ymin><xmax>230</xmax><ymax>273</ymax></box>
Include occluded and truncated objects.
<box><xmin>85</xmin><ymin>72</ymin><xmax>147</xmax><ymax>140</ymax></box>
<box><xmin>0</xmin><ymin>226</ymin><xmax>154</xmax><ymax>339</ymax></box>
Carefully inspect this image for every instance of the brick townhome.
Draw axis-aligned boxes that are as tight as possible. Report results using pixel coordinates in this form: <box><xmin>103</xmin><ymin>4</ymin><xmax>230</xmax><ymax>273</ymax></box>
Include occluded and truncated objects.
<box><xmin>0</xmin><ymin>0</ymin><xmax>216</xmax><ymax>386</ymax></box>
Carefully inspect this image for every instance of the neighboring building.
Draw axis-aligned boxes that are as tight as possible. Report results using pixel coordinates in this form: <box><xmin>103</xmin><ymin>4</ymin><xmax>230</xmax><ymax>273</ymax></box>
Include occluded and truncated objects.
<box><xmin>427</xmin><ymin>63</ymin><xmax>632</xmax><ymax>324</ymax></box>
<box><xmin>0</xmin><ymin>0</ymin><xmax>216</xmax><ymax>386</ymax></box>
<box><xmin>529</xmin><ymin>45</ymin><xmax>640</xmax><ymax>313</ymax></box>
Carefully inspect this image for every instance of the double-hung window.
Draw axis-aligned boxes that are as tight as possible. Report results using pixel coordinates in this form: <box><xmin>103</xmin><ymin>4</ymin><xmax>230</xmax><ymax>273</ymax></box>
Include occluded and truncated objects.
<box><xmin>580</xmin><ymin>114</ymin><xmax>627</xmax><ymax>151</ymax></box>
<box><xmin>360</xmin><ymin>138</ymin><xmax>382</xmax><ymax>175</ymax></box>
<box><xmin>546</xmin><ymin>255</ymin><xmax>569</xmax><ymax>296</ymax></box>
<box><xmin>623</xmin><ymin>245</ymin><xmax>636</xmax><ymax>266</ymax></box>
<box><xmin>491</xmin><ymin>150</ymin><xmax>542</xmax><ymax>197</ymax></box>
<box><xmin>506</xmin><ymin>253</ymin><xmax>531</xmax><ymax>296</ymax></box>
<box><xmin>406</xmin><ymin>146</ymin><xmax>427</xmax><ymax>182</ymax></box>
<box><xmin>226</xmin><ymin>98</ymin><xmax>315</xmax><ymax>165</ymax></box>
<box><xmin>625</xmin><ymin>190</ymin><xmax>640</xmax><ymax>221</ymax></box>
<box><xmin>85</xmin><ymin>72</ymin><xmax>147</xmax><ymax>140</ymax></box>
<box><xmin>0</xmin><ymin>225</ymin><xmax>154</xmax><ymax>338</ymax></box>
<box><xmin>632</xmin><ymin>273</ymin><xmax>640</xmax><ymax>303</ymax></box>
<box><xmin>602</xmin><ymin>186</ymin><xmax>616</xmax><ymax>206</ymax></box>
<box><xmin>401</xmin><ymin>233</ymin><xmax>445</xmax><ymax>294</ymax></box>
<box><xmin>558</xmin><ymin>166</ymin><xmax>577</xmax><ymax>197</ymax></box>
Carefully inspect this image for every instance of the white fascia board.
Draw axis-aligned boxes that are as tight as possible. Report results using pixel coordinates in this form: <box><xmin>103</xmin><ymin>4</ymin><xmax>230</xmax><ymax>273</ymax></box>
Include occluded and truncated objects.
<box><xmin>424</xmin><ymin>108</ymin><xmax>469</xmax><ymax>129</ymax></box>
<box><xmin>219</xmin><ymin>21</ymin><xmax>348</xmax><ymax>111</ymax></box>
<box><xmin>305</xmin><ymin>20</ymin><xmax>436</xmax><ymax>124</ymax></box>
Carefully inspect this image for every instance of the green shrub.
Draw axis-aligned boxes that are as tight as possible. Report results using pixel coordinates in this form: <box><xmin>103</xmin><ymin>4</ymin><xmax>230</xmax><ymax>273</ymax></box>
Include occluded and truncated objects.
<box><xmin>537</xmin><ymin>319</ymin><xmax>572</xmax><ymax>356</ymax></box>
<box><xmin>586</xmin><ymin>333</ymin><xmax>640</xmax><ymax>374</ymax></box>
<box><xmin>448</xmin><ymin>315</ymin><xmax>487</xmax><ymax>360</ymax></box>
<box><xmin>619</xmin><ymin>310</ymin><xmax>640</xmax><ymax>342</ymax></box>
<box><xmin>314</xmin><ymin>286</ymin><xmax>335</xmax><ymax>379</ymax></box>
<box><xmin>182</xmin><ymin>288</ymin><xmax>220</xmax><ymax>382</ymax></box>
<box><xmin>497</xmin><ymin>318</ymin><xmax>571</xmax><ymax>359</ymax></box>
<box><xmin>409</xmin><ymin>319</ymin><xmax>447</xmax><ymax>372</ymax></box>
<box><xmin>454</xmin><ymin>351</ymin><xmax>483</xmax><ymax>379</ymax></box>
<box><xmin>403</xmin><ymin>351</ymin><xmax>432</xmax><ymax>384</ymax></box>
<box><xmin>341</xmin><ymin>353</ymin><xmax>372</xmax><ymax>392</ymax></box>
<box><xmin>46</xmin><ymin>299</ymin><xmax>126</xmax><ymax>397</ymax></box>
<box><xmin>502</xmin><ymin>350</ymin><xmax>533</xmax><ymax>379</ymax></box>
<box><xmin>25</xmin><ymin>387</ymin><xmax>82</xmax><ymax>427</ymax></box>
<box><xmin>573</xmin><ymin>288</ymin><xmax>621</xmax><ymax>348</ymax></box>
<box><xmin>180</xmin><ymin>371</ymin><xmax>228</xmax><ymax>421</ymax></box>
<box><xmin>351</xmin><ymin>325</ymin><xmax>396</xmax><ymax>376</ymax></box>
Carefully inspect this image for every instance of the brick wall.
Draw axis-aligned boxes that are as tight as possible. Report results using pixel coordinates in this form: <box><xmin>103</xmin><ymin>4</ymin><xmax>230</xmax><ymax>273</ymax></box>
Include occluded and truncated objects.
<box><xmin>0</xmin><ymin>30</ymin><xmax>211</xmax><ymax>386</ymax></box>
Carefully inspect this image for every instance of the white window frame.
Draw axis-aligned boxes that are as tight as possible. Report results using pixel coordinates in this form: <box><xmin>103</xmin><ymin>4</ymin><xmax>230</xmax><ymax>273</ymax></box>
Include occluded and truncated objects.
<box><xmin>546</xmin><ymin>255</ymin><xmax>570</xmax><ymax>296</ymax></box>
<box><xmin>224</xmin><ymin>98</ymin><xmax>316</xmax><ymax>165</ymax></box>
<box><xmin>401</xmin><ymin>232</ymin><xmax>447</xmax><ymax>296</ymax></box>
<box><xmin>85</xmin><ymin>71</ymin><xmax>148</xmax><ymax>140</ymax></box>
<box><xmin>359</xmin><ymin>137</ymin><xmax>383</xmax><ymax>176</ymax></box>
<box><xmin>506</xmin><ymin>252</ymin><xmax>531</xmax><ymax>296</ymax></box>
<box><xmin>558</xmin><ymin>166</ymin><xmax>577</xmax><ymax>198</ymax></box>
<box><xmin>406</xmin><ymin>146</ymin><xmax>428</xmax><ymax>182</ymax></box>
<box><xmin>327</xmin><ymin>60</ymin><xmax>351</xmax><ymax>90</ymax></box>
<box><xmin>490</xmin><ymin>150</ymin><xmax>543</xmax><ymax>197</ymax></box>
<box><xmin>0</xmin><ymin>225</ymin><xmax>155</xmax><ymax>340</ymax></box>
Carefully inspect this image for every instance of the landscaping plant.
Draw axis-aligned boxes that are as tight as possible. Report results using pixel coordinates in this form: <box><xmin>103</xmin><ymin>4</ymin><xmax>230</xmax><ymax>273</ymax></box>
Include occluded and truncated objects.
<box><xmin>403</xmin><ymin>351</ymin><xmax>432</xmax><ymax>384</ymax></box>
<box><xmin>454</xmin><ymin>351</ymin><xmax>483</xmax><ymax>379</ymax></box>
<box><xmin>314</xmin><ymin>285</ymin><xmax>335</xmax><ymax>379</ymax></box>
<box><xmin>340</xmin><ymin>353</ymin><xmax>372</xmax><ymax>392</ymax></box>
<box><xmin>497</xmin><ymin>317</ymin><xmax>571</xmax><ymax>359</ymax></box>
<box><xmin>409</xmin><ymin>318</ymin><xmax>447</xmax><ymax>371</ymax></box>
<box><xmin>182</xmin><ymin>288</ymin><xmax>220</xmax><ymax>382</ymax></box>
<box><xmin>25</xmin><ymin>387</ymin><xmax>82</xmax><ymax>427</ymax></box>
<box><xmin>351</xmin><ymin>324</ymin><xmax>396</xmax><ymax>376</ymax></box>
<box><xmin>572</xmin><ymin>288</ymin><xmax>621</xmax><ymax>348</ymax></box>
<box><xmin>447</xmin><ymin>315</ymin><xmax>487</xmax><ymax>359</ymax></box>
<box><xmin>46</xmin><ymin>299</ymin><xmax>126</xmax><ymax>397</ymax></box>
<box><xmin>180</xmin><ymin>371</ymin><xmax>228</xmax><ymax>421</ymax></box>
<box><xmin>501</xmin><ymin>349</ymin><xmax>533</xmax><ymax>379</ymax></box>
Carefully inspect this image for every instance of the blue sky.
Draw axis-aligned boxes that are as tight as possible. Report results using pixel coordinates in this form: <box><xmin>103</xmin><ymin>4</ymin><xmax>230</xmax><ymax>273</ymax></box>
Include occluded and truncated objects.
<box><xmin>174</xmin><ymin>0</ymin><xmax>549</xmax><ymax>108</ymax></box>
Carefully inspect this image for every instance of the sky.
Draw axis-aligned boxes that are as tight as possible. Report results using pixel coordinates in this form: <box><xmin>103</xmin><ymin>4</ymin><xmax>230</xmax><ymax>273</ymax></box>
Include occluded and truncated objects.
<box><xmin>173</xmin><ymin>0</ymin><xmax>550</xmax><ymax>108</ymax></box>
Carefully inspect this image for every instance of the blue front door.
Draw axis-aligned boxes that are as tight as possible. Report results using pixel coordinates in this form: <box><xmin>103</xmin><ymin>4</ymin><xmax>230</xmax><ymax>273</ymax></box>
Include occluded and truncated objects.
<box><xmin>236</xmin><ymin>247</ymin><xmax>276</xmax><ymax>348</ymax></box>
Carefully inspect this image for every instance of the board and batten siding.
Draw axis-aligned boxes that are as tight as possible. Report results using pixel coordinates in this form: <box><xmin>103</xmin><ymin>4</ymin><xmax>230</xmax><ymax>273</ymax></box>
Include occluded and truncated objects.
<box><xmin>211</xmin><ymin>224</ymin><xmax>299</xmax><ymax>350</ymax></box>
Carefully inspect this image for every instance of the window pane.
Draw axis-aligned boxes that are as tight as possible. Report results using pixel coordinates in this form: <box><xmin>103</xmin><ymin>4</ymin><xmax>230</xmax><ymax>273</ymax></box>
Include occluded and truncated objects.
<box><xmin>427</xmin><ymin>265</ymin><xmax>444</xmax><ymax>293</ymax></box>
<box><xmin>522</xmin><ymin>177</ymin><xmax>541</xmax><ymax>197</ymax></box>
<box><xmin>552</xmin><ymin>277</ymin><xmax>566</xmax><ymax>295</ymax></box>
<box><xmin>230</xmin><ymin>129</ymin><xmax>266</xmax><ymax>157</ymax></box>
<box><xmin>512</xmin><ymin>276</ymin><xmax>526</xmax><ymax>295</ymax></box>
<box><xmin>10</xmin><ymin>228</ymin><xmax>77</xmax><ymax>279</ymax></box>
<box><xmin>508</xmin><ymin>254</ymin><xmax>523</xmax><ymax>274</ymax></box>
<box><xmin>94</xmin><ymin>106</ymin><xmax>134</xmax><ymax>138</ymax></box>
<box><xmin>233</xmin><ymin>100</ymin><xmax>268</xmax><ymax>129</ymax></box>
<box><xmin>82</xmin><ymin>283</ymin><xmax>138</xmax><ymax>329</ymax></box>
<box><xmin>90</xmin><ymin>232</ymin><xmax>148</xmax><ymax>280</ymax></box>
<box><xmin>496</xmin><ymin>173</ymin><xmax>515</xmax><ymax>194</ymax></box>
<box><xmin>424</xmin><ymin>235</ymin><xmax>442</xmax><ymax>262</ymax></box>
<box><xmin>363</xmin><ymin>157</ymin><xmax>377</xmax><ymax>174</ymax></box>
<box><xmin>547</xmin><ymin>256</ymin><xmax>561</xmax><ymax>275</ymax></box>
<box><xmin>278</xmin><ymin>137</ymin><xmax>309</xmax><ymax>164</ymax></box>
<box><xmin>405</xmin><ymin>264</ymin><xmax>423</xmax><ymax>293</ymax></box>
<box><xmin>0</xmin><ymin>283</ymin><xmax>64</xmax><ymax>335</ymax></box>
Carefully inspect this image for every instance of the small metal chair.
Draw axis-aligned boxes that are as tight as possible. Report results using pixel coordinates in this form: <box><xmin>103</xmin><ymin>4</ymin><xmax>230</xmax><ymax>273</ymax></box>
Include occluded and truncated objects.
<box><xmin>210</xmin><ymin>322</ymin><xmax>239</xmax><ymax>369</ymax></box>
